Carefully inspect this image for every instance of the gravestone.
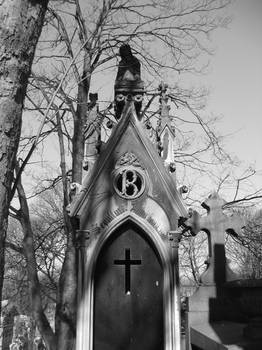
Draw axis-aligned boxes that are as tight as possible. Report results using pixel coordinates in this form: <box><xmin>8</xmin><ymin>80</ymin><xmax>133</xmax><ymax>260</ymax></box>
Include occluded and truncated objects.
<box><xmin>2</xmin><ymin>305</ymin><xmax>18</xmax><ymax>350</ymax></box>
<box><xmin>183</xmin><ymin>193</ymin><xmax>246</xmax><ymax>349</ymax></box>
<box><xmin>10</xmin><ymin>315</ymin><xmax>34</xmax><ymax>350</ymax></box>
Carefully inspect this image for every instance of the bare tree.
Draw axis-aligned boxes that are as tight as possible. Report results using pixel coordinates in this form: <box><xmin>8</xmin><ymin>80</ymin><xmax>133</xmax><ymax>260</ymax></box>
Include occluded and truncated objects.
<box><xmin>179</xmin><ymin>231</ymin><xmax>209</xmax><ymax>287</ymax></box>
<box><xmin>0</xmin><ymin>0</ymin><xmax>49</xmax><ymax>317</ymax></box>
<box><xmin>25</xmin><ymin>0</ymin><xmax>233</xmax><ymax>181</ymax></box>
<box><xmin>6</xmin><ymin>183</ymin><xmax>66</xmax><ymax>350</ymax></box>
<box><xmin>226</xmin><ymin>208</ymin><xmax>262</xmax><ymax>279</ymax></box>
<box><xmin>6</xmin><ymin>1</ymin><xmax>250</xmax><ymax>349</ymax></box>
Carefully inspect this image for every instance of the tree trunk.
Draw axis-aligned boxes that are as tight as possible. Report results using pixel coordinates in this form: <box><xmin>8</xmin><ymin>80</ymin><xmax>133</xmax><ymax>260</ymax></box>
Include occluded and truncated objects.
<box><xmin>55</xmin><ymin>111</ymin><xmax>77</xmax><ymax>350</ymax></box>
<box><xmin>55</xmin><ymin>233</ymin><xmax>77</xmax><ymax>350</ymax></box>
<box><xmin>55</xmin><ymin>52</ymin><xmax>91</xmax><ymax>349</ymax></box>
<box><xmin>17</xmin><ymin>174</ymin><xmax>56</xmax><ymax>350</ymax></box>
<box><xmin>0</xmin><ymin>0</ymin><xmax>48</xmax><ymax>316</ymax></box>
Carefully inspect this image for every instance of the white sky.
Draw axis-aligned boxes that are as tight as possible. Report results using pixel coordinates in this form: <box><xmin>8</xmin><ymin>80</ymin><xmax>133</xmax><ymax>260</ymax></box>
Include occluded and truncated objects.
<box><xmin>23</xmin><ymin>0</ymin><xmax>262</xmax><ymax>200</ymax></box>
<box><xmin>90</xmin><ymin>0</ymin><xmax>262</xmax><ymax>194</ymax></box>
<box><xmin>204</xmin><ymin>0</ymin><xmax>262</xmax><ymax>186</ymax></box>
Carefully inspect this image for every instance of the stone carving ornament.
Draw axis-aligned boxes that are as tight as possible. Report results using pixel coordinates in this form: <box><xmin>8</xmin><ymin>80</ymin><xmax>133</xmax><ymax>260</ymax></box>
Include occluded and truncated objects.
<box><xmin>115</xmin><ymin>152</ymin><xmax>144</xmax><ymax>169</ymax></box>
<box><xmin>113</xmin><ymin>152</ymin><xmax>145</xmax><ymax>199</ymax></box>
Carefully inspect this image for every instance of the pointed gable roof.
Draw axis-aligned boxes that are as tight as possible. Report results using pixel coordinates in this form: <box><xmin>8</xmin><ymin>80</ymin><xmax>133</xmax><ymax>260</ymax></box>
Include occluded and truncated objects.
<box><xmin>69</xmin><ymin>100</ymin><xmax>187</xmax><ymax>219</ymax></box>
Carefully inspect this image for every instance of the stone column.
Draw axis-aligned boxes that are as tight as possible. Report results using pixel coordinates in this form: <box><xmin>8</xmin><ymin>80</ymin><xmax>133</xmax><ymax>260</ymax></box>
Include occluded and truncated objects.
<box><xmin>168</xmin><ymin>230</ymin><xmax>182</xmax><ymax>350</ymax></box>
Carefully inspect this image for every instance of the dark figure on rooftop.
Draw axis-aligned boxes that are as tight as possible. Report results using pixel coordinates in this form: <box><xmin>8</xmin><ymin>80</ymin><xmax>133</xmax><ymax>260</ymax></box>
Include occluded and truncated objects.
<box><xmin>116</xmin><ymin>44</ymin><xmax>141</xmax><ymax>82</ymax></box>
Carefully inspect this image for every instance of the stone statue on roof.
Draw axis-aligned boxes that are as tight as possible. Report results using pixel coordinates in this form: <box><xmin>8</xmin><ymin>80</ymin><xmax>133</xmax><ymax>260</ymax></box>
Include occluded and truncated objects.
<box><xmin>114</xmin><ymin>43</ymin><xmax>144</xmax><ymax>119</ymax></box>
<box><xmin>116</xmin><ymin>44</ymin><xmax>141</xmax><ymax>82</ymax></box>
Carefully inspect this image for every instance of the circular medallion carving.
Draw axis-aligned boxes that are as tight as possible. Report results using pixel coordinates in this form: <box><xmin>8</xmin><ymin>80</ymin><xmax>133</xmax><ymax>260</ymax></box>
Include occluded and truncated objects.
<box><xmin>114</xmin><ymin>168</ymin><xmax>145</xmax><ymax>199</ymax></box>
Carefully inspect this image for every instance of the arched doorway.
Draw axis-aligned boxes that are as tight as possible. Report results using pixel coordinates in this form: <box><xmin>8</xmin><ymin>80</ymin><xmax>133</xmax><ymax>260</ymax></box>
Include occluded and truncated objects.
<box><xmin>93</xmin><ymin>222</ymin><xmax>164</xmax><ymax>350</ymax></box>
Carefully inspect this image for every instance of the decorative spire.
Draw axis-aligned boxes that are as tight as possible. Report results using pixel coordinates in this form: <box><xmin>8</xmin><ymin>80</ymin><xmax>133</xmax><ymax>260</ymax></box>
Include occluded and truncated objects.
<box><xmin>156</xmin><ymin>82</ymin><xmax>176</xmax><ymax>173</ymax></box>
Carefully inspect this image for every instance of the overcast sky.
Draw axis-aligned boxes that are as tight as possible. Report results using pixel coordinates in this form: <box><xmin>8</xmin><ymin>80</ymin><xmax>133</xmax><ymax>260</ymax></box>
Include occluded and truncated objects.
<box><xmin>204</xmin><ymin>0</ymin><xmax>262</xmax><ymax>187</ymax></box>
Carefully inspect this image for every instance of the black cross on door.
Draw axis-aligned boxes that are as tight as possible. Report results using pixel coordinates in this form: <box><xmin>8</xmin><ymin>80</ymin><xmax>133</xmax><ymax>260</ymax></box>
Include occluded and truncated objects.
<box><xmin>114</xmin><ymin>248</ymin><xmax>142</xmax><ymax>294</ymax></box>
<box><xmin>94</xmin><ymin>224</ymin><xmax>164</xmax><ymax>350</ymax></box>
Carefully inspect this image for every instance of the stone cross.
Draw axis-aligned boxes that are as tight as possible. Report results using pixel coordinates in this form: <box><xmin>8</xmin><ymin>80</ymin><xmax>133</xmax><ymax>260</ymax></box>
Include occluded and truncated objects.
<box><xmin>185</xmin><ymin>192</ymin><xmax>244</xmax><ymax>285</ymax></box>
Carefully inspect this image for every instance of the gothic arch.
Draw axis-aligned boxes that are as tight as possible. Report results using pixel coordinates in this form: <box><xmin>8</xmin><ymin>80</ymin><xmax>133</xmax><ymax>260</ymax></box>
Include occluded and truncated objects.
<box><xmin>76</xmin><ymin>213</ymin><xmax>180</xmax><ymax>350</ymax></box>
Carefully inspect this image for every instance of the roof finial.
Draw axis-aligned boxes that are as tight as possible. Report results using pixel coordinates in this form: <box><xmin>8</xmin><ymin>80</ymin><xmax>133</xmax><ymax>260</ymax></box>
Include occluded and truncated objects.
<box><xmin>156</xmin><ymin>83</ymin><xmax>176</xmax><ymax>174</ymax></box>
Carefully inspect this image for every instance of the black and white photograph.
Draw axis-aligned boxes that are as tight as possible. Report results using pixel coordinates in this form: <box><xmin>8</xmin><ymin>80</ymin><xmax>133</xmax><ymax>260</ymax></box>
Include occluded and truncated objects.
<box><xmin>0</xmin><ymin>0</ymin><xmax>261</xmax><ymax>349</ymax></box>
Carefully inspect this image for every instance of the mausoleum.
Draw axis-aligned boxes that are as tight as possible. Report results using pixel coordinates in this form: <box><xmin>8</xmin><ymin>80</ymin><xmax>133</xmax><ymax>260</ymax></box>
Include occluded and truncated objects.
<box><xmin>69</xmin><ymin>44</ymin><xmax>262</xmax><ymax>350</ymax></box>
<box><xmin>69</xmin><ymin>44</ymin><xmax>188</xmax><ymax>350</ymax></box>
